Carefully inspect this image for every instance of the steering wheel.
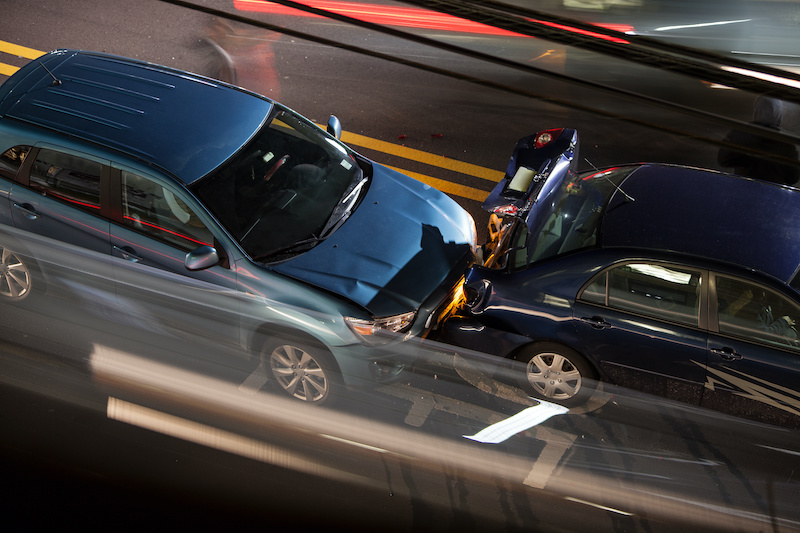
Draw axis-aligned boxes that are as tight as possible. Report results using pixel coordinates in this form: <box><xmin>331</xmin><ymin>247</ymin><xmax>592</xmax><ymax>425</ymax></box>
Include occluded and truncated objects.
<box><xmin>264</xmin><ymin>154</ymin><xmax>289</xmax><ymax>182</ymax></box>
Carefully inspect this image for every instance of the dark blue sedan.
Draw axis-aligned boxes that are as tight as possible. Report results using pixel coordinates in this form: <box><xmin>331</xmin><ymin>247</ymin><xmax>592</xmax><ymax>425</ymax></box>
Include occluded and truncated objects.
<box><xmin>441</xmin><ymin>128</ymin><xmax>800</xmax><ymax>429</ymax></box>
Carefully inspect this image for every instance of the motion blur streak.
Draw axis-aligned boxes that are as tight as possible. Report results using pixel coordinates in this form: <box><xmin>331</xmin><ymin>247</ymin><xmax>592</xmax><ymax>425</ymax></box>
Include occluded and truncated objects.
<box><xmin>654</xmin><ymin>19</ymin><xmax>750</xmax><ymax>33</ymax></box>
<box><xmin>234</xmin><ymin>0</ymin><xmax>630</xmax><ymax>43</ymax></box>
<box><xmin>722</xmin><ymin>65</ymin><xmax>800</xmax><ymax>90</ymax></box>
<box><xmin>233</xmin><ymin>0</ymin><xmax>525</xmax><ymax>36</ymax></box>
<box><xmin>90</xmin><ymin>344</ymin><xmax>799</xmax><ymax>532</ymax></box>
<box><xmin>107</xmin><ymin>396</ymin><xmax>365</xmax><ymax>484</ymax></box>
<box><xmin>564</xmin><ymin>497</ymin><xmax>633</xmax><ymax>517</ymax></box>
<box><xmin>90</xmin><ymin>344</ymin><xmax>533</xmax><ymax>482</ymax></box>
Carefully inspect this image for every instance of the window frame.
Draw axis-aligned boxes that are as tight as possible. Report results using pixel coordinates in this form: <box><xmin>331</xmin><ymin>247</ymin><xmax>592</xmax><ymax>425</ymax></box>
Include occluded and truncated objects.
<box><xmin>20</xmin><ymin>144</ymin><xmax>113</xmax><ymax>219</ymax></box>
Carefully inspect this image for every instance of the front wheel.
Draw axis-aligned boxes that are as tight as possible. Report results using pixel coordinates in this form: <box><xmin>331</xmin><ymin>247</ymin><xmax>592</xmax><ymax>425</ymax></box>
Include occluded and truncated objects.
<box><xmin>260</xmin><ymin>337</ymin><xmax>340</xmax><ymax>404</ymax></box>
<box><xmin>515</xmin><ymin>343</ymin><xmax>595</xmax><ymax>403</ymax></box>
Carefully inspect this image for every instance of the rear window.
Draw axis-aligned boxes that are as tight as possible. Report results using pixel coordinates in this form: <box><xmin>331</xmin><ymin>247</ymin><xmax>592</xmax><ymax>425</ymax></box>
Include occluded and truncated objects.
<box><xmin>28</xmin><ymin>149</ymin><xmax>102</xmax><ymax>214</ymax></box>
<box><xmin>511</xmin><ymin>166</ymin><xmax>637</xmax><ymax>268</ymax></box>
<box><xmin>0</xmin><ymin>145</ymin><xmax>31</xmax><ymax>180</ymax></box>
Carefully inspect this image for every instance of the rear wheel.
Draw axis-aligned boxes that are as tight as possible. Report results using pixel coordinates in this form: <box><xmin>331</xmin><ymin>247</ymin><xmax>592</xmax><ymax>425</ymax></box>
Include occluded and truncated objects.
<box><xmin>515</xmin><ymin>343</ymin><xmax>594</xmax><ymax>403</ymax></box>
<box><xmin>260</xmin><ymin>337</ymin><xmax>340</xmax><ymax>404</ymax></box>
<box><xmin>0</xmin><ymin>245</ymin><xmax>36</xmax><ymax>302</ymax></box>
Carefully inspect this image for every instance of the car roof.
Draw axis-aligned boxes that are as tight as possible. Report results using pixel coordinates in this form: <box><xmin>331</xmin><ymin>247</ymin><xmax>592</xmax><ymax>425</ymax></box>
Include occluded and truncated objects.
<box><xmin>0</xmin><ymin>50</ymin><xmax>273</xmax><ymax>184</ymax></box>
<box><xmin>600</xmin><ymin>164</ymin><xmax>800</xmax><ymax>284</ymax></box>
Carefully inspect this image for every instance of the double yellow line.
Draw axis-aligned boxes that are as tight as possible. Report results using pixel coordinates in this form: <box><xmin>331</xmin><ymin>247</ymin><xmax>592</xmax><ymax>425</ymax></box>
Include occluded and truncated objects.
<box><xmin>0</xmin><ymin>40</ymin><xmax>500</xmax><ymax>202</ymax></box>
<box><xmin>0</xmin><ymin>40</ymin><xmax>43</xmax><ymax>76</ymax></box>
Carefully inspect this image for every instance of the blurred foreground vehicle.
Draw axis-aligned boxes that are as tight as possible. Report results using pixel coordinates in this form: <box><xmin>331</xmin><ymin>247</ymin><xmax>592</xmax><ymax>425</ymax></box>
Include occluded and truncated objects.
<box><xmin>0</xmin><ymin>50</ymin><xmax>476</xmax><ymax>404</ymax></box>
<box><xmin>441</xmin><ymin>127</ymin><xmax>800</xmax><ymax>428</ymax></box>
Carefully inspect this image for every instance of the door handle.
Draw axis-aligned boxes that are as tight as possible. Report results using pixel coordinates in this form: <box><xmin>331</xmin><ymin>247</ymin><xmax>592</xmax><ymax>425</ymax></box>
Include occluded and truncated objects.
<box><xmin>13</xmin><ymin>202</ymin><xmax>41</xmax><ymax>220</ymax></box>
<box><xmin>710</xmin><ymin>347</ymin><xmax>743</xmax><ymax>361</ymax></box>
<box><xmin>579</xmin><ymin>316</ymin><xmax>611</xmax><ymax>330</ymax></box>
<box><xmin>113</xmin><ymin>245</ymin><xmax>142</xmax><ymax>263</ymax></box>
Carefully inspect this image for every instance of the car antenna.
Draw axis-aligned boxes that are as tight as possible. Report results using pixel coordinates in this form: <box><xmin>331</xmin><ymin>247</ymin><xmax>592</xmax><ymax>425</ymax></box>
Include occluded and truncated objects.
<box><xmin>584</xmin><ymin>158</ymin><xmax>635</xmax><ymax>202</ymax></box>
<box><xmin>40</xmin><ymin>63</ymin><xmax>62</xmax><ymax>86</ymax></box>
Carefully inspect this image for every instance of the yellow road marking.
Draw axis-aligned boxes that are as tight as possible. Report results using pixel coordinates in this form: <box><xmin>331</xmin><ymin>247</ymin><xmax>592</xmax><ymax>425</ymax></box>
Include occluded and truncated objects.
<box><xmin>386</xmin><ymin>165</ymin><xmax>489</xmax><ymax>202</ymax></box>
<box><xmin>0</xmin><ymin>42</ymin><xmax>497</xmax><ymax>202</ymax></box>
<box><xmin>341</xmin><ymin>130</ymin><xmax>504</xmax><ymax>184</ymax></box>
<box><xmin>0</xmin><ymin>39</ymin><xmax>45</xmax><ymax>60</ymax></box>
<box><xmin>0</xmin><ymin>63</ymin><xmax>18</xmax><ymax>76</ymax></box>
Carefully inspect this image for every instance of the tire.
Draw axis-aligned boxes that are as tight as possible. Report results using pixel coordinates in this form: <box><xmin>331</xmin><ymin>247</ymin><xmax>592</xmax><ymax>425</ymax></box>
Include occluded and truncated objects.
<box><xmin>0</xmin><ymin>244</ymin><xmax>38</xmax><ymax>303</ymax></box>
<box><xmin>259</xmin><ymin>336</ymin><xmax>340</xmax><ymax>404</ymax></box>
<box><xmin>515</xmin><ymin>343</ymin><xmax>595</xmax><ymax>403</ymax></box>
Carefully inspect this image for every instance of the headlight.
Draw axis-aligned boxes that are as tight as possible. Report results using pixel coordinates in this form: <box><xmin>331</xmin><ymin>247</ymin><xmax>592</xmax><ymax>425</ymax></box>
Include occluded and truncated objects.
<box><xmin>345</xmin><ymin>311</ymin><xmax>416</xmax><ymax>344</ymax></box>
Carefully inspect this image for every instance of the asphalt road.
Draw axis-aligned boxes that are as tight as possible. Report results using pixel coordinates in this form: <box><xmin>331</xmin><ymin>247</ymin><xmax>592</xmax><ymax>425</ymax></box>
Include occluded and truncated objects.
<box><xmin>2</xmin><ymin>2</ymin><xmax>800</xmax><ymax>531</ymax></box>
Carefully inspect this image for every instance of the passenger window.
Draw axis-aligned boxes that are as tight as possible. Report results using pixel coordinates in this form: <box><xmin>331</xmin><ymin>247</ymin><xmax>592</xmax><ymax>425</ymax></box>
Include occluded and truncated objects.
<box><xmin>28</xmin><ymin>149</ymin><xmax>102</xmax><ymax>214</ymax></box>
<box><xmin>0</xmin><ymin>145</ymin><xmax>31</xmax><ymax>180</ymax></box>
<box><xmin>121</xmin><ymin>171</ymin><xmax>213</xmax><ymax>252</ymax></box>
<box><xmin>716</xmin><ymin>275</ymin><xmax>800</xmax><ymax>350</ymax></box>
<box><xmin>589</xmin><ymin>263</ymin><xmax>702</xmax><ymax>327</ymax></box>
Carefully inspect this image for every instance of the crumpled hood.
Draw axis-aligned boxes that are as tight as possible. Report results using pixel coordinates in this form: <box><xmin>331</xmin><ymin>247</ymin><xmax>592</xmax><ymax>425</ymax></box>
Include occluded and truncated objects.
<box><xmin>272</xmin><ymin>164</ymin><xmax>475</xmax><ymax>317</ymax></box>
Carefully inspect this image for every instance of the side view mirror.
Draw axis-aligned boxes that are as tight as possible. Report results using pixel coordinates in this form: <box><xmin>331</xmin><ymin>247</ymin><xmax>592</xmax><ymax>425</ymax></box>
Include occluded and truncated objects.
<box><xmin>185</xmin><ymin>245</ymin><xmax>220</xmax><ymax>271</ymax></box>
<box><xmin>327</xmin><ymin>115</ymin><xmax>342</xmax><ymax>139</ymax></box>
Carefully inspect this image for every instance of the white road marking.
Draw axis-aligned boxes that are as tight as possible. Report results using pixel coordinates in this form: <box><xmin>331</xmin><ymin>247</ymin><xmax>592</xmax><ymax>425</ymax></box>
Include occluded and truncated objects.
<box><xmin>464</xmin><ymin>402</ymin><xmax>569</xmax><ymax>444</ymax></box>
<box><xmin>239</xmin><ymin>361</ymin><xmax>269</xmax><ymax>393</ymax></box>
<box><xmin>523</xmin><ymin>427</ymin><xmax>578</xmax><ymax>489</ymax></box>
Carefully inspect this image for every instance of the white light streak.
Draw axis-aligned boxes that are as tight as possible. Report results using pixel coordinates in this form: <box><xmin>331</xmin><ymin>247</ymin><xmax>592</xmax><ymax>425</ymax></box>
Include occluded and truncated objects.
<box><xmin>564</xmin><ymin>497</ymin><xmax>634</xmax><ymax>516</ymax></box>
<box><xmin>722</xmin><ymin>65</ymin><xmax>800</xmax><ymax>90</ymax></box>
<box><xmin>655</xmin><ymin>19</ymin><xmax>750</xmax><ymax>32</ymax></box>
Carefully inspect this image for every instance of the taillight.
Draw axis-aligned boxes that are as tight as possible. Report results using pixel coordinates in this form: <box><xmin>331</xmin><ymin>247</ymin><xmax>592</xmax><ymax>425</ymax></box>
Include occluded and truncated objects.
<box><xmin>491</xmin><ymin>204</ymin><xmax>519</xmax><ymax>216</ymax></box>
<box><xmin>534</xmin><ymin>128</ymin><xmax>563</xmax><ymax>149</ymax></box>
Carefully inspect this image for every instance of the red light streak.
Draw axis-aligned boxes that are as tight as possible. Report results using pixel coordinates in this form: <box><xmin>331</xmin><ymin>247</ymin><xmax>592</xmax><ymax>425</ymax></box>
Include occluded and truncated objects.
<box><xmin>122</xmin><ymin>215</ymin><xmax>212</xmax><ymax>248</ymax></box>
<box><xmin>233</xmin><ymin>0</ymin><xmax>630</xmax><ymax>43</ymax></box>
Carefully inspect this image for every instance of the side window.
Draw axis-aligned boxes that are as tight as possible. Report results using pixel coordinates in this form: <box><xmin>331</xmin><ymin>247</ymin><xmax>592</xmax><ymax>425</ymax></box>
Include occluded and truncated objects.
<box><xmin>580</xmin><ymin>262</ymin><xmax>702</xmax><ymax>327</ymax></box>
<box><xmin>716</xmin><ymin>275</ymin><xmax>800</xmax><ymax>350</ymax></box>
<box><xmin>0</xmin><ymin>145</ymin><xmax>31</xmax><ymax>180</ymax></box>
<box><xmin>581</xmin><ymin>271</ymin><xmax>607</xmax><ymax>305</ymax></box>
<box><xmin>29</xmin><ymin>149</ymin><xmax>102</xmax><ymax>214</ymax></box>
<box><xmin>121</xmin><ymin>170</ymin><xmax>213</xmax><ymax>252</ymax></box>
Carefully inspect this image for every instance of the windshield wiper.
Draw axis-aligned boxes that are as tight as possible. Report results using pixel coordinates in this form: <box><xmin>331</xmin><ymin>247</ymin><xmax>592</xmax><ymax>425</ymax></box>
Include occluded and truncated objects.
<box><xmin>319</xmin><ymin>176</ymin><xmax>368</xmax><ymax>237</ymax></box>
<box><xmin>254</xmin><ymin>235</ymin><xmax>324</xmax><ymax>262</ymax></box>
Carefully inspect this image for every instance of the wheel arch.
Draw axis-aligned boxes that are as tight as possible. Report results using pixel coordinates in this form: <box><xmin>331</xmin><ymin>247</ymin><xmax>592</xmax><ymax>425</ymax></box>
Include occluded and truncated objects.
<box><xmin>248</xmin><ymin>322</ymin><xmax>343</xmax><ymax>375</ymax></box>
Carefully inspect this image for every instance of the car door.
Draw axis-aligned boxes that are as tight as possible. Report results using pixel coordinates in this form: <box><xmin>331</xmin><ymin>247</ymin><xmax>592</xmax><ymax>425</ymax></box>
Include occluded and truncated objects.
<box><xmin>8</xmin><ymin>146</ymin><xmax>111</xmax><ymax>254</ymax></box>
<box><xmin>705</xmin><ymin>274</ymin><xmax>800</xmax><ymax>428</ymax></box>
<box><xmin>572</xmin><ymin>261</ymin><xmax>709</xmax><ymax>404</ymax></box>
<box><xmin>108</xmin><ymin>168</ymin><xmax>244</xmax><ymax>351</ymax></box>
<box><xmin>0</xmin><ymin>145</ymin><xmax>31</xmax><ymax>226</ymax></box>
<box><xmin>5</xmin><ymin>146</ymin><xmax>115</xmax><ymax>301</ymax></box>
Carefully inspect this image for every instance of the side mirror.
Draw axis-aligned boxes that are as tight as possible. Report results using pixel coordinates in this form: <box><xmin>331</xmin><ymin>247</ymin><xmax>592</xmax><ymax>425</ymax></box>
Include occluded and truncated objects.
<box><xmin>327</xmin><ymin>115</ymin><xmax>342</xmax><ymax>139</ymax></box>
<box><xmin>185</xmin><ymin>245</ymin><xmax>220</xmax><ymax>271</ymax></box>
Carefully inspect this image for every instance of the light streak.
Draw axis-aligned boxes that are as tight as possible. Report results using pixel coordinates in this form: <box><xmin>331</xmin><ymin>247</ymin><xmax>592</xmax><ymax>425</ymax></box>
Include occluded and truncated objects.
<box><xmin>233</xmin><ymin>0</ymin><xmax>631</xmax><ymax>43</ymax></box>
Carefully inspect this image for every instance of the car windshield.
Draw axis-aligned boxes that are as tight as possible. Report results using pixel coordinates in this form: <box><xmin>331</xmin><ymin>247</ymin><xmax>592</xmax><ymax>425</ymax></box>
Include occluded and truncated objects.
<box><xmin>192</xmin><ymin>105</ymin><xmax>365</xmax><ymax>261</ymax></box>
<box><xmin>510</xmin><ymin>165</ymin><xmax>637</xmax><ymax>269</ymax></box>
